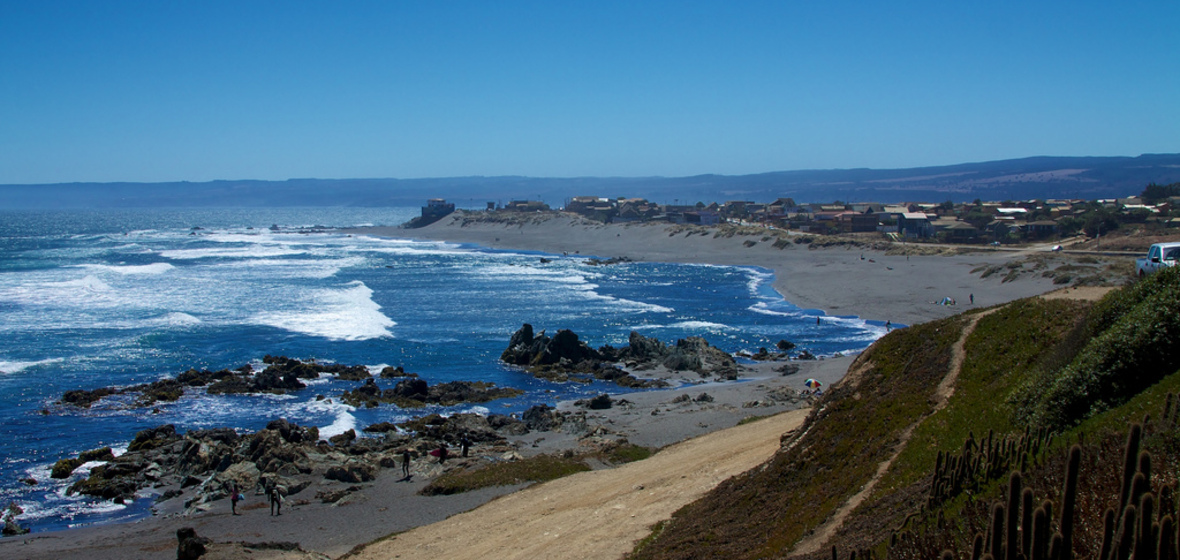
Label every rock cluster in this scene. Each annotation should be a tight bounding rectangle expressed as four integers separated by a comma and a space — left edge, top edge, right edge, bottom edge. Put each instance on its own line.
57, 357, 406, 410
501, 325, 738, 383
51, 403, 608, 515
340, 378, 523, 409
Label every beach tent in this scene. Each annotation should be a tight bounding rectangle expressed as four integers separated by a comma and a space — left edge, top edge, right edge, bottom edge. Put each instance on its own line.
938, 296, 956, 306
804, 378, 821, 389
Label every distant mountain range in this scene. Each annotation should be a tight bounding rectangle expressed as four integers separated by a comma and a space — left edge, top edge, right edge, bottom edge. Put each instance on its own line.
3, 154, 1179, 209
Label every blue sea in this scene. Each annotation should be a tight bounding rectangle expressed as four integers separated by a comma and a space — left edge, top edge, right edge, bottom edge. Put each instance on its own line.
0, 207, 886, 533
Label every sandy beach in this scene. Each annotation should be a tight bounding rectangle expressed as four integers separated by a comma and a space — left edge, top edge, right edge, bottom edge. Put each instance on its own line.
2, 213, 1077, 560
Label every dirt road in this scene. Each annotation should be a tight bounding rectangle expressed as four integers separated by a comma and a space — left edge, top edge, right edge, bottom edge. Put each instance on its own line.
348, 409, 810, 560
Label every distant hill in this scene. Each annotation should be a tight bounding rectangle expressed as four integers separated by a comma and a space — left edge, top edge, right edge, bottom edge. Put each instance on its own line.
3, 154, 1179, 209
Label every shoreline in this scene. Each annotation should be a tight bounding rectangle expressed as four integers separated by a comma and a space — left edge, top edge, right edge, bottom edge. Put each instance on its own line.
4, 214, 1070, 559
347, 212, 1064, 326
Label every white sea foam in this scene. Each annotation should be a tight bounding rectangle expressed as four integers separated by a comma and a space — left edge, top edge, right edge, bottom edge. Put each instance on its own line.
306, 399, 358, 439
210, 256, 364, 279
148, 312, 202, 327
48, 275, 113, 293
631, 320, 732, 332
75, 263, 174, 275
159, 245, 306, 260
251, 281, 395, 341
749, 303, 804, 317
0, 358, 65, 374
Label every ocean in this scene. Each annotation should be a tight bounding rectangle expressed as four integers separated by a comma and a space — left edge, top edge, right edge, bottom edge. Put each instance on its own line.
0, 207, 886, 533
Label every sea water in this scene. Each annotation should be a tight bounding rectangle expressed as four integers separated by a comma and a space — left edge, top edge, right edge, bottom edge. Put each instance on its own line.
0, 207, 886, 533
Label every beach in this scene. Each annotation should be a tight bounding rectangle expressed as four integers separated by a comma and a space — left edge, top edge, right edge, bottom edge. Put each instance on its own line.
2, 213, 1074, 560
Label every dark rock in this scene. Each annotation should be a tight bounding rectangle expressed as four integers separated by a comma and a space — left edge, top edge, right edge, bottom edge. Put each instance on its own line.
776, 339, 797, 352
586, 394, 612, 410
78, 446, 116, 462
186, 427, 240, 445
694, 393, 715, 403
624, 331, 669, 361
59, 387, 118, 408
379, 366, 417, 378
129, 424, 179, 452
392, 378, 428, 399
316, 488, 351, 503
363, 422, 401, 434
487, 414, 529, 435
176, 527, 210, 560
51, 458, 85, 479
324, 461, 376, 483
523, 405, 558, 432
329, 429, 357, 447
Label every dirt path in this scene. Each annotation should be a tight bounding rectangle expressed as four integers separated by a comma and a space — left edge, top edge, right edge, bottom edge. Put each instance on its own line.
346, 409, 810, 560
791, 311, 994, 556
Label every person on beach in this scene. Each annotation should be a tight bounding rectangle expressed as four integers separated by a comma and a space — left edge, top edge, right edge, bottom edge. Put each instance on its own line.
438, 444, 449, 464
402, 449, 412, 477
970, 293, 974, 305
885, 321, 891, 332
229, 482, 241, 515
267, 480, 282, 516
460, 435, 472, 458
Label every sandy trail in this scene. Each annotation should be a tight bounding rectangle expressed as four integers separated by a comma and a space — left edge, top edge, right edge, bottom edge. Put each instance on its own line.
349, 408, 810, 560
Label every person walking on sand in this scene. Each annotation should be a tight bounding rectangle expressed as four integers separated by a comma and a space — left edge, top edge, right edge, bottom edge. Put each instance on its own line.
267, 480, 282, 516
402, 449, 412, 477
970, 293, 974, 305
229, 482, 241, 516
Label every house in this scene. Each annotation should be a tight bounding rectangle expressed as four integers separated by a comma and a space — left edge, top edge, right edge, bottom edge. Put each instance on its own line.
837, 212, 880, 233
1023, 220, 1059, 239
936, 220, 980, 241
685, 210, 721, 225
898, 212, 933, 238
504, 200, 550, 212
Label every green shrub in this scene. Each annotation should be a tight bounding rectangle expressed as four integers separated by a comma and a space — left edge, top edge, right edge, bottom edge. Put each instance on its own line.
1016, 267, 1180, 430
419, 454, 590, 496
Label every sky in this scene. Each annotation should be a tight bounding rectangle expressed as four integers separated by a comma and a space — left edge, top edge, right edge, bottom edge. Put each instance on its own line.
1, 1, 1177, 184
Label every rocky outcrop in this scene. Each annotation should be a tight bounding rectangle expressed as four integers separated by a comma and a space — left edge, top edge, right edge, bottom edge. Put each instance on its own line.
176, 527, 210, 560
55, 357, 401, 410
501, 324, 736, 384
340, 378, 524, 409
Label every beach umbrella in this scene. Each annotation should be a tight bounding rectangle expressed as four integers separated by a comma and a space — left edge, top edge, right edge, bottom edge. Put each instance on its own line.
804, 378, 821, 389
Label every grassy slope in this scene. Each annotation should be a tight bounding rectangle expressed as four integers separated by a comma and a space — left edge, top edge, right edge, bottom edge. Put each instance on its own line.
630, 316, 965, 560
634, 269, 1180, 560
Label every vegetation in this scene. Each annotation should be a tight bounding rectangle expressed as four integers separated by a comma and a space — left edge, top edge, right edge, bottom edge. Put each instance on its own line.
1014, 267, 1180, 430
631, 267, 1180, 560
419, 454, 591, 496
419, 442, 654, 496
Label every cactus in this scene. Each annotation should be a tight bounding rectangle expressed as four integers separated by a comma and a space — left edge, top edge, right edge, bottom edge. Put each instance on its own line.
1022, 487, 1035, 559
1060, 444, 1081, 559
988, 502, 1005, 558
1159, 514, 1175, 560
1137, 493, 1157, 560
1031, 505, 1049, 560
1007, 471, 1022, 560
1121, 424, 1144, 512
1099, 507, 1117, 560
1115, 505, 1138, 560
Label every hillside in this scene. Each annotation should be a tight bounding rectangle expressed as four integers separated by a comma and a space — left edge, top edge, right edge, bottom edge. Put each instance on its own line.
2, 154, 1179, 208
631, 267, 1180, 559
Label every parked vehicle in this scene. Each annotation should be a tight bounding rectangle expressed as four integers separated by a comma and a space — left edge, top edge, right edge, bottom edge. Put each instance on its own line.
1136, 242, 1180, 277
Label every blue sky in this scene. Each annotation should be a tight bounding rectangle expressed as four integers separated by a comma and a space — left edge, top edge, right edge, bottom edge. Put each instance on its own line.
1, 1, 1177, 183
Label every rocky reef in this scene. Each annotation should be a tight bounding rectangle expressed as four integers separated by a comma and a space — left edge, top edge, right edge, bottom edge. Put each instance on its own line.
500, 324, 738, 383
56, 356, 521, 412
340, 378, 524, 408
